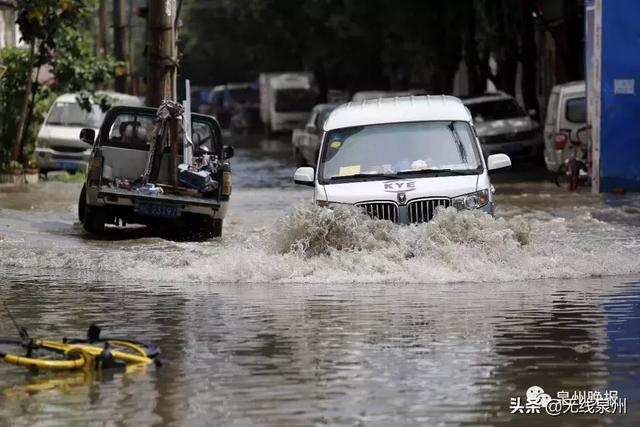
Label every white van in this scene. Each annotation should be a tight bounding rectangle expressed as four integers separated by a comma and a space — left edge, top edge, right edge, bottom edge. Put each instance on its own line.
543, 81, 586, 173
293, 96, 512, 224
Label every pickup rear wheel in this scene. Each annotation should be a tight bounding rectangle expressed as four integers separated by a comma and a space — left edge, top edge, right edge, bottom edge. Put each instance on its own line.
184, 214, 222, 238
210, 219, 223, 237
83, 204, 106, 235
78, 184, 86, 222
198, 217, 222, 238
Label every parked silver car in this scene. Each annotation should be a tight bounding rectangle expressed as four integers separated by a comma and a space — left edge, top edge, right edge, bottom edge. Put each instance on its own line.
463, 92, 543, 161
291, 103, 338, 167
36, 92, 142, 175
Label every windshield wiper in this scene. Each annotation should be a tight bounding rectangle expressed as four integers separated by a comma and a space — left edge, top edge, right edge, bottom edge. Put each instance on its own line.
328, 172, 398, 181
396, 168, 479, 176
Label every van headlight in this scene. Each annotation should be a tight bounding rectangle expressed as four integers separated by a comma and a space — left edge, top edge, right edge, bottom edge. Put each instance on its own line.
452, 189, 489, 210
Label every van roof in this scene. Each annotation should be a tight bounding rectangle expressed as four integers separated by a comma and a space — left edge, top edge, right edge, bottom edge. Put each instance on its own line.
324, 95, 471, 131
55, 92, 142, 105
554, 80, 585, 95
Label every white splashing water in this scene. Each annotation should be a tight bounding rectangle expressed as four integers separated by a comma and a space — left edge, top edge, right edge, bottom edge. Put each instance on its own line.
1, 201, 639, 284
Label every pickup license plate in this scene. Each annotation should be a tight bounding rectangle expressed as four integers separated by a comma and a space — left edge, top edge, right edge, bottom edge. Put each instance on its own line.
137, 203, 178, 218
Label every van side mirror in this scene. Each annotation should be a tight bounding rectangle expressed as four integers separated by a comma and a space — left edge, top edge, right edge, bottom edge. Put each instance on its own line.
79, 128, 95, 145
294, 167, 315, 186
487, 153, 512, 171
223, 145, 234, 160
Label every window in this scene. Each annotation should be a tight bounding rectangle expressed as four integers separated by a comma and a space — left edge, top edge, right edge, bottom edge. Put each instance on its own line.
106, 112, 216, 153
107, 113, 155, 148
46, 102, 105, 128
274, 89, 317, 112
319, 121, 482, 182
565, 97, 586, 123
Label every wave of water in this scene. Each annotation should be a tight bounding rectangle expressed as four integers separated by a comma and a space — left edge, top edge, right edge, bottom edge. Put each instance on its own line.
2, 201, 639, 284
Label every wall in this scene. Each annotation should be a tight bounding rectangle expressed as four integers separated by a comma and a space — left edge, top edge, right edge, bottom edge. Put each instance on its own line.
590, 0, 640, 193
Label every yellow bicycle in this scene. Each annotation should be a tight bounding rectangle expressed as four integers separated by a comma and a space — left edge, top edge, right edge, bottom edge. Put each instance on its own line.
1, 307, 160, 372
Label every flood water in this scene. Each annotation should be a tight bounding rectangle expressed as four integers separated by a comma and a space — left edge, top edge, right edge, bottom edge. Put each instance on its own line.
1, 136, 639, 426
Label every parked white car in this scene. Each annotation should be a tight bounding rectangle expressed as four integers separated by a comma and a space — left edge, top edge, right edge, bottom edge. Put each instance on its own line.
543, 81, 586, 173
293, 95, 512, 224
36, 92, 142, 175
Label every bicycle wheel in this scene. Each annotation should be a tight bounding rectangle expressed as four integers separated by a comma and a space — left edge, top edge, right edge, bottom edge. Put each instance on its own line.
0, 338, 86, 371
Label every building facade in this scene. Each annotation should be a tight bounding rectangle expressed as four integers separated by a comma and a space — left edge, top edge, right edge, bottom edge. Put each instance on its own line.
0, 0, 17, 50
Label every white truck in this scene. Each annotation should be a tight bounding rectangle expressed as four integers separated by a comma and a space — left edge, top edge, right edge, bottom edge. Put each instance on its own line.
259, 72, 317, 134
294, 95, 513, 224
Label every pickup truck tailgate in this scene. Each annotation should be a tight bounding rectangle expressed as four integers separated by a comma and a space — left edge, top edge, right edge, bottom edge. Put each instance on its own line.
98, 187, 220, 208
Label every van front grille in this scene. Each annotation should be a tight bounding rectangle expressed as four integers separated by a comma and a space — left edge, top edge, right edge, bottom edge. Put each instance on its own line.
357, 202, 399, 223
408, 198, 450, 224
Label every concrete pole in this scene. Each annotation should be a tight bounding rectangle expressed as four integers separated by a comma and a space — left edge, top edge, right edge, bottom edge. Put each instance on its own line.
97, 0, 108, 59
113, 0, 129, 93
147, 0, 176, 106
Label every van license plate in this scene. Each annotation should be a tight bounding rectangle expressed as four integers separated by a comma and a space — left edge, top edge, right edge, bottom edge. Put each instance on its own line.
55, 160, 79, 170
137, 203, 178, 218
504, 143, 524, 152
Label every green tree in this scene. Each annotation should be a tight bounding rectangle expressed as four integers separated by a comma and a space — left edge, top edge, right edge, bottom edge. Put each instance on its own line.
11, 0, 120, 162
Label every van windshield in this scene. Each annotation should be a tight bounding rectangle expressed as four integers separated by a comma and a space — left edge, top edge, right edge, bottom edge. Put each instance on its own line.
46, 102, 104, 128
275, 89, 316, 112
319, 121, 482, 182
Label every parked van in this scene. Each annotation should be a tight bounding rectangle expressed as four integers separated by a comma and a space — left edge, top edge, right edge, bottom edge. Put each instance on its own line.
543, 81, 587, 173
36, 92, 142, 175
293, 96, 512, 224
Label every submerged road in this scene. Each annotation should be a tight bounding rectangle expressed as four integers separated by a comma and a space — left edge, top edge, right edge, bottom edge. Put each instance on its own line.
1, 135, 639, 425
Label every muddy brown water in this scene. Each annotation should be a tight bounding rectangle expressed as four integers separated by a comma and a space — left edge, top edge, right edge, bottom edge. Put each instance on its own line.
1, 137, 639, 426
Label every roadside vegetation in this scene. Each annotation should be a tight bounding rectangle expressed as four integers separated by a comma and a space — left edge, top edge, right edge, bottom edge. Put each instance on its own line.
50, 170, 86, 183
0, 0, 121, 171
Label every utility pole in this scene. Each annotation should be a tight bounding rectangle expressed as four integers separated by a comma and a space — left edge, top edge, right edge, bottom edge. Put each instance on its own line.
97, 0, 108, 59
147, 0, 176, 106
113, 0, 129, 93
